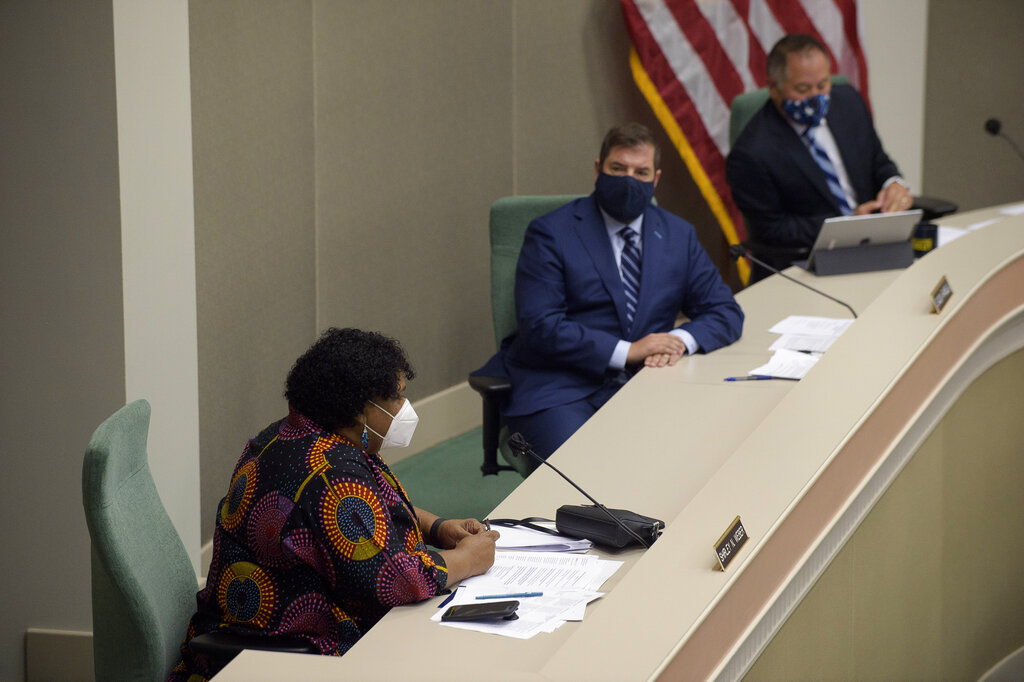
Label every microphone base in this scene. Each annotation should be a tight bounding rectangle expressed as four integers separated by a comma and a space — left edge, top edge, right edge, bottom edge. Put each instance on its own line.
556, 504, 663, 549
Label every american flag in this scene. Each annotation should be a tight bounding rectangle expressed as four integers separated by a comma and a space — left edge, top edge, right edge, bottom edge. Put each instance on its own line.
621, 0, 868, 282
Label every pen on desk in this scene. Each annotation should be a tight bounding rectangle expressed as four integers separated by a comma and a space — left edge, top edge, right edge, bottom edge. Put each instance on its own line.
724, 375, 774, 381
475, 591, 543, 600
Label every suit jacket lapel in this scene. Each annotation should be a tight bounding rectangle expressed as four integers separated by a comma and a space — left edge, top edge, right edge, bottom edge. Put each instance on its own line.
575, 196, 631, 334
827, 88, 870, 203
767, 104, 840, 211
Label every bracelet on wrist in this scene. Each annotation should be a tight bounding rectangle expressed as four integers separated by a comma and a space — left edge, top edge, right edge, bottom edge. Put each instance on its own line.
429, 517, 448, 548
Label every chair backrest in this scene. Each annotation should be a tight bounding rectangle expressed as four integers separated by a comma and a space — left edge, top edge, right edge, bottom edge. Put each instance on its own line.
728, 74, 851, 147
82, 399, 197, 681
487, 195, 583, 347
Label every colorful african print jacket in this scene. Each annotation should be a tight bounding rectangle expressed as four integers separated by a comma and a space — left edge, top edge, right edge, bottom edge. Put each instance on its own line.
168, 411, 448, 680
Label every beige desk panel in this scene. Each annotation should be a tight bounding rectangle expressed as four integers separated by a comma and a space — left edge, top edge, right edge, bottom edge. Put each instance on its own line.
216, 205, 1024, 681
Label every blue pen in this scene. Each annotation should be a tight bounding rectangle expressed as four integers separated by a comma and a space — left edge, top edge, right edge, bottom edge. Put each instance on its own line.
724, 375, 773, 381
475, 591, 543, 600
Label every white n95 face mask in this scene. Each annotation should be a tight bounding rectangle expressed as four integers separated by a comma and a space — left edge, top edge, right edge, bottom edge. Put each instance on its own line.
366, 399, 419, 449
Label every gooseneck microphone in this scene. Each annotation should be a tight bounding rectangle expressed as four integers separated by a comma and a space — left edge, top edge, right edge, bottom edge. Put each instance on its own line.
730, 244, 858, 318
507, 432, 652, 548
985, 118, 1024, 165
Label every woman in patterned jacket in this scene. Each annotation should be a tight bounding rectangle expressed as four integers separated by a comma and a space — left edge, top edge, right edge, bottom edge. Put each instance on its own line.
170, 328, 499, 680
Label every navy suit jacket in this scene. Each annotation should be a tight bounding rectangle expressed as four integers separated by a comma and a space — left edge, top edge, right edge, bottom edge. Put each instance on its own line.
477, 195, 743, 417
726, 84, 900, 255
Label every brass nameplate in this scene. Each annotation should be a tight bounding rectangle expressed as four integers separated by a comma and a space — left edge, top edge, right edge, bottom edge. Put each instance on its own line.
931, 275, 952, 314
714, 516, 748, 571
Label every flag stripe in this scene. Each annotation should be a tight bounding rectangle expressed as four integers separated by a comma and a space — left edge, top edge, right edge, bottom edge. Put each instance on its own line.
667, 0, 748, 111
623, 19, 737, 229
836, 0, 870, 108
626, 48, 751, 283
697, 0, 759, 93
801, 0, 857, 85
633, 0, 733, 158
621, 0, 868, 285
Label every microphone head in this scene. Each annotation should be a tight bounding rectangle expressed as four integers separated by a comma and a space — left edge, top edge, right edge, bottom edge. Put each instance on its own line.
728, 243, 748, 261
985, 118, 1002, 136
508, 432, 528, 452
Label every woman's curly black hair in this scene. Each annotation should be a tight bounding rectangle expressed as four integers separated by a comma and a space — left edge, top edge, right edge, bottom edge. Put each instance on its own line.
284, 328, 415, 433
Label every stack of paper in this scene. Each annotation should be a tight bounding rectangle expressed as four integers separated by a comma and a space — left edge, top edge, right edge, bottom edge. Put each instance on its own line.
431, 550, 622, 639
493, 522, 592, 552
747, 315, 854, 379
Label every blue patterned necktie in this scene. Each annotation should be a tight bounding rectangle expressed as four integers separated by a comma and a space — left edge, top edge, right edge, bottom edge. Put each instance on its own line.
618, 227, 641, 330
802, 127, 854, 215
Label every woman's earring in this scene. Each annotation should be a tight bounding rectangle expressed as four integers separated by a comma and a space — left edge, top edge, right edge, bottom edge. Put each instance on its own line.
361, 424, 369, 450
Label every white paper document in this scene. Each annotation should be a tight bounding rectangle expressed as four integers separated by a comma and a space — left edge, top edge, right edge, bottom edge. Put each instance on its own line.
493, 523, 592, 552
999, 202, 1024, 216
432, 585, 603, 639
965, 217, 1003, 231
937, 225, 968, 246
769, 333, 836, 353
769, 315, 854, 337
466, 551, 620, 592
749, 348, 819, 380
430, 551, 623, 639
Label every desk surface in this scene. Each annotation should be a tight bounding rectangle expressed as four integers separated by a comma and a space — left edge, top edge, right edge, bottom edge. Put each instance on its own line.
216, 203, 1024, 681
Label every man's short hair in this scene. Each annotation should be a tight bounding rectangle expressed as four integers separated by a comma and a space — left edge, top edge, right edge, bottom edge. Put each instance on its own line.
599, 122, 661, 169
766, 34, 830, 87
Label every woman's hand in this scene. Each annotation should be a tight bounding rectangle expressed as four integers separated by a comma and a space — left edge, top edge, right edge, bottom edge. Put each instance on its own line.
435, 517, 488, 549
440, 529, 500, 588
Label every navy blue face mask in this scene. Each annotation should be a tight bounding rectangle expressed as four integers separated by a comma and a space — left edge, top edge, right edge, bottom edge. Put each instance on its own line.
594, 172, 656, 223
781, 93, 830, 128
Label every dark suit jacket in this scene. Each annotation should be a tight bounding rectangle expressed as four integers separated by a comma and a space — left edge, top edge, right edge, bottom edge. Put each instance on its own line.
476, 195, 743, 417
726, 84, 900, 269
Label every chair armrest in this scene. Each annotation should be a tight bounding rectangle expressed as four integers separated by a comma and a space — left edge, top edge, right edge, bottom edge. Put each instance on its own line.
468, 374, 514, 476
912, 195, 958, 222
189, 630, 317, 665
468, 374, 511, 398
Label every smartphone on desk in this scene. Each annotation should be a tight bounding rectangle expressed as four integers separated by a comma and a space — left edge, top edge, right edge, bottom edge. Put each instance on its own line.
441, 600, 519, 622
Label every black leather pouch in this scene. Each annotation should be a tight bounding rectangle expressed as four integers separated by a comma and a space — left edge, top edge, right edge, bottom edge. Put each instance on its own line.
555, 504, 664, 549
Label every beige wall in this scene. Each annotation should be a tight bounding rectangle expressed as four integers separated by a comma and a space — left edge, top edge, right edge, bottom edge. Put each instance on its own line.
861, 0, 929, 192
189, 1, 317, 527
746, 348, 1024, 680
0, 2, 126, 681
923, 0, 1024, 208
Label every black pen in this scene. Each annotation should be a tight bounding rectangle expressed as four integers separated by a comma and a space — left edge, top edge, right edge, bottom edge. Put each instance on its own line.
723, 375, 799, 381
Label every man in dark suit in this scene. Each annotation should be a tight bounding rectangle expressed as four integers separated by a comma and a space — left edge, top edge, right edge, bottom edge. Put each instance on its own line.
726, 34, 913, 281
478, 123, 744, 459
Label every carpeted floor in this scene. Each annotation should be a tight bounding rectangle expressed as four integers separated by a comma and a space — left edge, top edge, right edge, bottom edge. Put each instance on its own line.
390, 426, 523, 521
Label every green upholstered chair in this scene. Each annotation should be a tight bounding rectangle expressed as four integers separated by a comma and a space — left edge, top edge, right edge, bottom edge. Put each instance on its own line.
728, 75, 956, 275
82, 399, 312, 680
470, 195, 583, 476
83, 399, 198, 681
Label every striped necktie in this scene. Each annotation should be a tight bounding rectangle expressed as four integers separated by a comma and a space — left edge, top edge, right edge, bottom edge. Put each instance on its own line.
802, 127, 854, 215
618, 226, 641, 330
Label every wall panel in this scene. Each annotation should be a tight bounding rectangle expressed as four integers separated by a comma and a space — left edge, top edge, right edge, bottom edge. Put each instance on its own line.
190, 0, 316, 530
923, 0, 1024, 208
0, 3, 125, 680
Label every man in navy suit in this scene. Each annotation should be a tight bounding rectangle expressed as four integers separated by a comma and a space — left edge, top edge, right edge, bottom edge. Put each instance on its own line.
726, 34, 914, 281
480, 123, 743, 459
